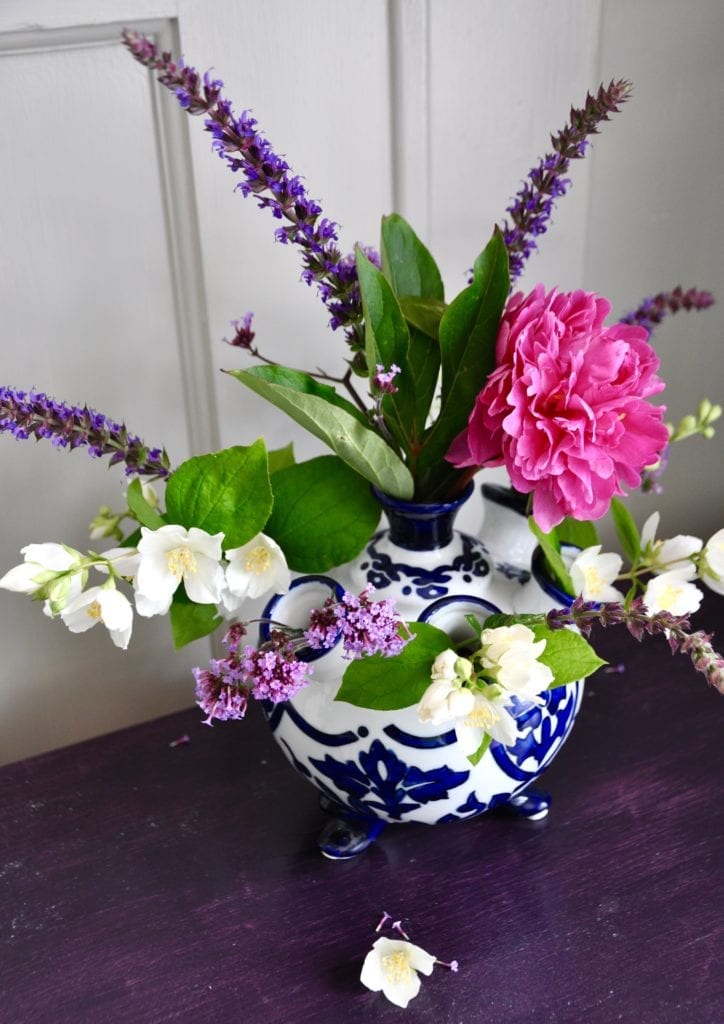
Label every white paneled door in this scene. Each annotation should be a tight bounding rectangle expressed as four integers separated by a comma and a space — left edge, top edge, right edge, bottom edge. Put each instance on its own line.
1, 0, 721, 762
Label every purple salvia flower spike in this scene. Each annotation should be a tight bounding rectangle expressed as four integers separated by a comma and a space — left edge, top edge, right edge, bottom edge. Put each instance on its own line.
619, 286, 715, 338
0, 386, 170, 478
496, 80, 633, 283
122, 30, 367, 353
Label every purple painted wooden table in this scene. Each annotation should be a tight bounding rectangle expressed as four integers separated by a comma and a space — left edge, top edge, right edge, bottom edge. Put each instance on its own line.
2, 595, 723, 1024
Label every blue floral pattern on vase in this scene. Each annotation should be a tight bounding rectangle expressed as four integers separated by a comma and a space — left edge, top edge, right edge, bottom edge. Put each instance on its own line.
359, 531, 490, 600
309, 739, 470, 820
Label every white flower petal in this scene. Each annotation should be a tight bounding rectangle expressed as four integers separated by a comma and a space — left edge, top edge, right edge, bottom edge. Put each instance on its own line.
20, 542, 80, 572
643, 571, 703, 616
224, 533, 290, 601
640, 512, 660, 548
569, 545, 623, 603
0, 563, 43, 594
360, 938, 434, 1009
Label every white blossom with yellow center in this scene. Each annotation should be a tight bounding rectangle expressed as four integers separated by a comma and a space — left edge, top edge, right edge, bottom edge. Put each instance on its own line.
360, 937, 436, 1008
221, 532, 291, 614
134, 524, 224, 617
456, 691, 519, 755
569, 544, 623, 603
643, 569, 703, 616
60, 584, 133, 649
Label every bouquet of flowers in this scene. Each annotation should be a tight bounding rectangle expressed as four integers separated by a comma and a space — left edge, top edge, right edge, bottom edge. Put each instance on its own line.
1, 30, 722, 769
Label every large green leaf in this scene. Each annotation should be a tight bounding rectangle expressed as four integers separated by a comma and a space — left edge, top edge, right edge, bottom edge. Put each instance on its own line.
335, 621, 450, 710
267, 442, 295, 475
169, 586, 222, 649
417, 229, 509, 476
556, 517, 599, 550
380, 215, 445, 442
264, 456, 380, 572
531, 622, 607, 686
226, 364, 367, 425
165, 440, 272, 549
231, 366, 414, 499
380, 213, 444, 301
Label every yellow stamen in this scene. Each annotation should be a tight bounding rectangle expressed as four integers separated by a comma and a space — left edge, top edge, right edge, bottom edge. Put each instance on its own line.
583, 566, 606, 597
86, 600, 103, 621
167, 546, 197, 579
244, 546, 271, 575
465, 704, 498, 730
382, 950, 413, 984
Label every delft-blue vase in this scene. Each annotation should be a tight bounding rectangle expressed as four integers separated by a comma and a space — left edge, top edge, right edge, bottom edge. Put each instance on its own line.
261, 483, 582, 858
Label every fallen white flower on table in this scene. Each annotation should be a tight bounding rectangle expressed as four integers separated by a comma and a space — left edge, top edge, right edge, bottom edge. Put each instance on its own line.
360, 936, 436, 1008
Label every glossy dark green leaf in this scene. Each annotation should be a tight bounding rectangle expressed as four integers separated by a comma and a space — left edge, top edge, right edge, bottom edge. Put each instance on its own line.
398, 296, 446, 341
264, 456, 380, 572
556, 517, 599, 550
528, 518, 574, 595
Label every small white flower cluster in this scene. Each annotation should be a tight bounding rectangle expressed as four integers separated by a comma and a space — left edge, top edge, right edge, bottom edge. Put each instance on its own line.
0, 523, 290, 651
418, 624, 553, 756
570, 513, 724, 616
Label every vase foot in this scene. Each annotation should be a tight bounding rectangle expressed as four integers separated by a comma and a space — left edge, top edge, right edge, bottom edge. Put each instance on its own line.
495, 788, 551, 821
317, 796, 386, 859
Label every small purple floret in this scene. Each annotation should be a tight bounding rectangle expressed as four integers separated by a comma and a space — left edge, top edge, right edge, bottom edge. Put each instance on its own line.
241, 643, 311, 703
619, 286, 715, 337
306, 584, 410, 660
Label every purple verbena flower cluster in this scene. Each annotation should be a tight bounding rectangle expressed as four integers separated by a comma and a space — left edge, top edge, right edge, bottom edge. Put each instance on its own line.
241, 636, 311, 703
371, 364, 401, 396
0, 386, 170, 478
546, 597, 724, 694
305, 584, 411, 659
193, 657, 249, 725
498, 80, 632, 283
122, 30, 370, 353
619, 286, 715, 337
193, 622, 311, 723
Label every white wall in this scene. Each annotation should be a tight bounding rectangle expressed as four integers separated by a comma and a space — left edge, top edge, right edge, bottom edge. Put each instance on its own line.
0, 0, 721, 763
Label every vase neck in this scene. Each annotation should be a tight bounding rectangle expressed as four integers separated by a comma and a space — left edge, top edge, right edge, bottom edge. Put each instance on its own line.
372, 483, 474, 551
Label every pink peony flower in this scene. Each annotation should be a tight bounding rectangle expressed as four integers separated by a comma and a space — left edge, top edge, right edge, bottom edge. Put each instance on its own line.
447, 285, 669, 532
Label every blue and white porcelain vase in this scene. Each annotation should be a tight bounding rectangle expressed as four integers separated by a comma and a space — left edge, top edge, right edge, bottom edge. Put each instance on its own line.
261, 483, 582, 858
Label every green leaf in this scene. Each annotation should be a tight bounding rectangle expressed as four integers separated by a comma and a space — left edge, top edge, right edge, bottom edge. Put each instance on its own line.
417, 228, 509, 474
378, 215, 445, 444
268, 442, 295, 475
610, 497, 641, 562
380, 213, 445, 301
232, 366, 414, 499
265, 456, 380, 572
227, 364, 368, 425
165, 441, 272, 549
335, 621, 450, 710
398, 296, 446, 341
169, 586, 222, 649
126, 478, 165, 530
530, 622, 607, 686
355, 247, 415, 453
467, 733, 492, 766
556, 517, 599, 550
528, 518, 574, 595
